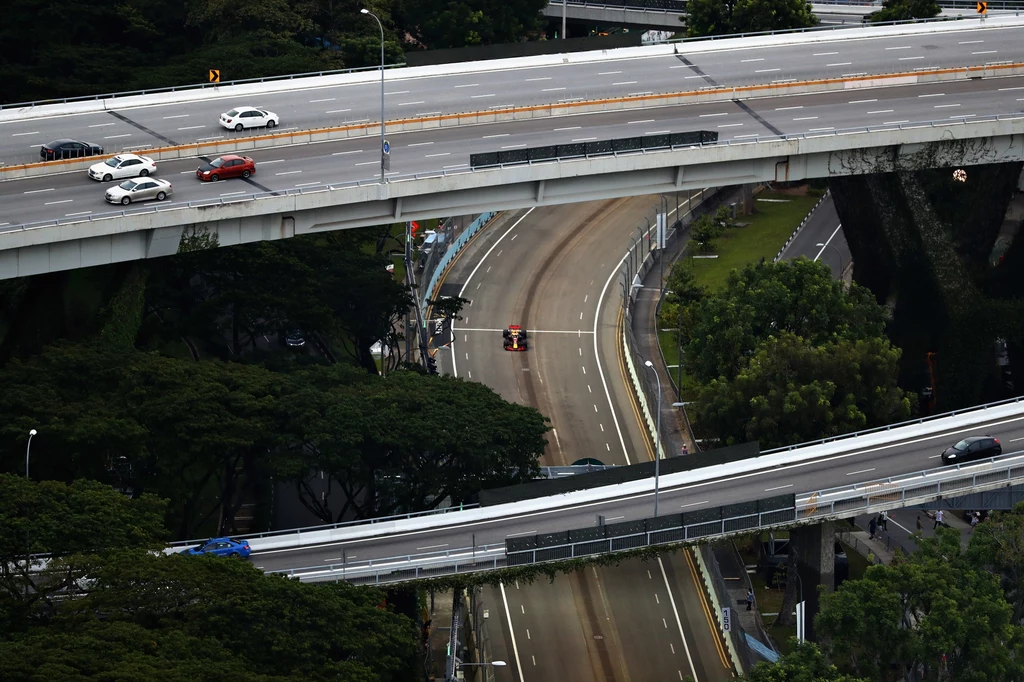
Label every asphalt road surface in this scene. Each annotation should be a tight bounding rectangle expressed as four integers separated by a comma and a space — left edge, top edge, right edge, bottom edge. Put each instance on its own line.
4, 74, 1024, 229
777, 191, 851, 277
1, 20, 1019, 165
428, 200, 731, 682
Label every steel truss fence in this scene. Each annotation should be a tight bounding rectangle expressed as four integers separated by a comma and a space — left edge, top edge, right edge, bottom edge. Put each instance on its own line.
469, 131, 718, 168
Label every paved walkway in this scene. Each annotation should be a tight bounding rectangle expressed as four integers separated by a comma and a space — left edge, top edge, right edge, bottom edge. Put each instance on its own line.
629, 186, 746, 457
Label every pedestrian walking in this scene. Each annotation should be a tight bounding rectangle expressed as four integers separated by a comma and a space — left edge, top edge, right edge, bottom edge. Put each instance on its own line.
934, 509, 944, 529
970, 512, 980, 532
681, 443, 689, 456
746, 588, 754, 611
879, 511, 889, 532
916, 515, 923, 533
869, 516, 878, 540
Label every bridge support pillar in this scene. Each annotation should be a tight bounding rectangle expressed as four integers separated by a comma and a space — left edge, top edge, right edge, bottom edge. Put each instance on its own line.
791, 520, 834, 643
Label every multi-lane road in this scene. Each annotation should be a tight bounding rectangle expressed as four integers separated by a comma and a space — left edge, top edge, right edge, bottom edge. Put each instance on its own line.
432, 198, 730, 682
3, 74, 1024, 229
1, 18, 1020, 165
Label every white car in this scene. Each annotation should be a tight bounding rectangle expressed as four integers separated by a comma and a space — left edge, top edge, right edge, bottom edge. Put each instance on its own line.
88, 154, 157, 182
104, 178, 173, 205
219, 106, 280, 132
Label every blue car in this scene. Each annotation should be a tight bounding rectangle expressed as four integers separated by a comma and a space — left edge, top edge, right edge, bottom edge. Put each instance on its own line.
179, 537, 252, 559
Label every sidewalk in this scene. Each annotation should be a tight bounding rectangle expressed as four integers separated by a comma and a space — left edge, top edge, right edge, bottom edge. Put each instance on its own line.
629, 186, 747, 456
841, 507, 976, 567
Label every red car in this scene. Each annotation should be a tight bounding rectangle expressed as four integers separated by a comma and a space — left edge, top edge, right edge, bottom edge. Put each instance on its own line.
503, 325, 528, 351
196, 155, 256, 182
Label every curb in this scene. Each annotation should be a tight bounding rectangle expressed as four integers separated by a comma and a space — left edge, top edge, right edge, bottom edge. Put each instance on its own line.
773, 188, 832, 263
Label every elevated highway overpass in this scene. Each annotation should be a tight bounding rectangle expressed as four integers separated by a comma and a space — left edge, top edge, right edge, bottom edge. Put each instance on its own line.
1, 16, 1024, 280
176, 398, 1024, 583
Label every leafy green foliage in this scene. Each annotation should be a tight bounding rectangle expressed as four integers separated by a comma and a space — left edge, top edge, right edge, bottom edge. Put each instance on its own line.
964, 502, 1024, 625
817, 528, 1024, 682
0, 551, 418, 681
689, 213, 726, 253
396, 0, 548, 49
675, 259, 912, 448
868, 0, 941, 22
741, 641, 866, 682
684, 0, 818, 38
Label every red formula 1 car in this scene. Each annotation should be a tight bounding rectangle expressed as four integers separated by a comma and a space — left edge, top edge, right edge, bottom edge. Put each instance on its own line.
503, 325, 528, 351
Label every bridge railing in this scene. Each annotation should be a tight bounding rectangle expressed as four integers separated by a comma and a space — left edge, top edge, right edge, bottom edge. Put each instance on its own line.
4, 111, 1023, 237
269, 452, 1024, 585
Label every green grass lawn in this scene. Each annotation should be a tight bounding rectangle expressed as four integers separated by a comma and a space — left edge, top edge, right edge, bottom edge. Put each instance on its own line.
687, 190, 823, 292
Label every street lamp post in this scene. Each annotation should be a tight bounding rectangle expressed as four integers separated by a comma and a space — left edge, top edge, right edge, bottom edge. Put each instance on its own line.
457, 660, 507, 682
25, 429, 36, 479
643, 360, 662, 517
361, 8, 387, 182
815, 241, 843, 277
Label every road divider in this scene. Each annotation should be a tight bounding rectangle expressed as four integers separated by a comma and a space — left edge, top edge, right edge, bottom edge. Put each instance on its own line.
3, 60, 1023, 183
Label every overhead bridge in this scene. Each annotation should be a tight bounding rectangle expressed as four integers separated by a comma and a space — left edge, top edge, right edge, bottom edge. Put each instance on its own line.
171, 398, 1024, 584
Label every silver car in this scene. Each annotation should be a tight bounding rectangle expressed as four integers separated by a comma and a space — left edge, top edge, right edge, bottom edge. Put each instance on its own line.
104, 178, 173, 205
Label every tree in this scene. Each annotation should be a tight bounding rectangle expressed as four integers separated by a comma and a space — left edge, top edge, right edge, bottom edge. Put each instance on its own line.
741, 641, 866, 682
680, 259, 889, 384
868, 0, 941, 23
429, 295, 471, 322
693, 332, 912, 448
817, 528, 1024, 682
397, 0, 548, 49
0, 550, 419, 681
964, 502, 1024, 624
0, 475, 167, 628
688, 213, 724, 253
278, 365, 548, 521
685, 0, 818, 38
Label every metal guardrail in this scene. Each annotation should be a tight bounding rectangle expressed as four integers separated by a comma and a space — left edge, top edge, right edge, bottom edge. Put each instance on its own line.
4, 111, 1022, 237
0, 14, 995, 112
267, 452, 1024, 585
165, 502, 479, 548
469, 130, 719, 168
762, 394, 1024, 455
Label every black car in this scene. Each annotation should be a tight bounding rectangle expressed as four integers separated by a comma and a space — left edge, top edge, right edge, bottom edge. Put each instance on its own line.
40, 138, 104, 161
284, 330, 306, 348
940, 436, 1001, 465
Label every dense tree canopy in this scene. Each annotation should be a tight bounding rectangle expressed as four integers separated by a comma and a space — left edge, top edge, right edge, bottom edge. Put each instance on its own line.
669, 260, 912, 448
868, 0, 941, 23
684, 0, 818, 38
0, 0, 549, 103
741, 642, 865, 682
817, 528, 1024, 682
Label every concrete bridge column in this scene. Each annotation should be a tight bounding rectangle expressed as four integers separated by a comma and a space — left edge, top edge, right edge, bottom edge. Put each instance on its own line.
791, 520, 835, 643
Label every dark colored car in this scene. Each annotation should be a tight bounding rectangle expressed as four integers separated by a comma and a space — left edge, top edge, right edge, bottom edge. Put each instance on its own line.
40, 138, 104, 161
179, 537, 252, 558
503, 325, 528, 351
940, 436, 1001, 465
284, 330, 306, 348
196, 155, 256, 182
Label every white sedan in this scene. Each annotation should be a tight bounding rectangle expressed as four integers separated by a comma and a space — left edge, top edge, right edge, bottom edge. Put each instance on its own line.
219, 106, 280, 132
104, 178, 173, 205
87, 154, 157, 182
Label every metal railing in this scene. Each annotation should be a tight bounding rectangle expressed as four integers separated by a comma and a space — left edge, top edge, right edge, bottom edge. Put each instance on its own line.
165, 501, 479, 548
265, 452, 1024, 585
762, 395, 1024, 455
4, 111, 1022, 236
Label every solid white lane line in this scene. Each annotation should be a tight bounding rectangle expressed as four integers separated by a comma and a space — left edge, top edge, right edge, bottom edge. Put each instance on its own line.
23, 188, 54, 194
849, 99, 877, 104
776, 106, 803, 110
645, 130, 672, 135
501, 144, 527, 149
276, 170, 302, 175
310, 97, 335, 102
554, 126, 582, 131
998, 86, 1024, 91
385, 90, 409, 95
959, 40, 984, 44
326, 108, 351, 114
934, 103, 961, 108
483, 133, 509, 138
88, 123, 115, 127
595, 235, 634, 465
332, 150, 363, 155
398, 101, 426, 106
793, 116, 818, 121
813, 51, 839, 56
899, 56, 924, 60
572, 137, 597, 142
918, 93, 945, 98
598, 71, 622, 75
12, 131, 39, 136
755, 68, 781, 73
660, 557, 700, 682
813, 224, 843, 263
885, 45, 912, 50
542, 87, 566, 91
425, 152, 450, 157
261, 159, 286, 165
867, 110, 894, 114
498, 584, 524, 682
846, 468, 876, 476
718, 123, 744, 128
741, 58, 765, 62
766, 484, 794, 491
613, 81, 638, 85
525, 77, 551, 81
355, 160, 377, 166
162, 114, 189, 119
407, 141, 434, 147
44, 199, 73, 205
471, 93, 496, 98
628, 119, 656, 125
681, 500, 709, 508
827, 62, 852, 67
972, 50, 998, 55
454, 83, 479, 88
65, 211, 92, 217
178, 125, 205, 130
451, 208, 536, 379
104, 134, 131, 139
699, 112, 728, 117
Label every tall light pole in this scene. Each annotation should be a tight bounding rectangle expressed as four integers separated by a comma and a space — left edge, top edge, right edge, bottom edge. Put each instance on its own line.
562, 0, 567, 40
361, 8, 387, 182
643, 360, 661, 517
25, 429, 36, 479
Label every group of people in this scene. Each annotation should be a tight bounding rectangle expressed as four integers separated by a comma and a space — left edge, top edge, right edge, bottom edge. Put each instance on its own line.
867, 510, 889, 540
